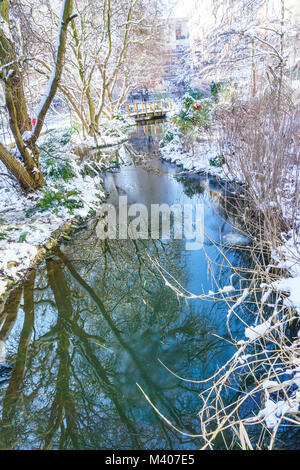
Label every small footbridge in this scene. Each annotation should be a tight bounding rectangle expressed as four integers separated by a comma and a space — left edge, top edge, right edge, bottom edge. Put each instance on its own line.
126, 100, 172, 121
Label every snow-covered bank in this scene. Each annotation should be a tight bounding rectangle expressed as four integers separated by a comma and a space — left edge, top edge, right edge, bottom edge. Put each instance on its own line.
160, 132, 224, 175
0, 114, 136, 302
0, 166, 104, 302
159, 119, 239, 182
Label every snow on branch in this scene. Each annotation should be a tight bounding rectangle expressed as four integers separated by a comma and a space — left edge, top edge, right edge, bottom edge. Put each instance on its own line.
25, 0, 75, 146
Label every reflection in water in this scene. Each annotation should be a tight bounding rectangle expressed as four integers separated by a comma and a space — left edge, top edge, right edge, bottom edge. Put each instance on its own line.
136, 119, 165, 138
0, 129, 254, 450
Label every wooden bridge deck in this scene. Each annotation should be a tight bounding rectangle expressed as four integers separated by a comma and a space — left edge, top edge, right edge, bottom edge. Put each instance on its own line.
126, 100, 172, 120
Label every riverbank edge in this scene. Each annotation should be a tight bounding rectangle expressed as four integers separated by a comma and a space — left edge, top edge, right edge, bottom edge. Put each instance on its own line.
160, 137, 299, 314
0, 115, 138, 309
160, 132, 300, 435
0, 205, 103, 314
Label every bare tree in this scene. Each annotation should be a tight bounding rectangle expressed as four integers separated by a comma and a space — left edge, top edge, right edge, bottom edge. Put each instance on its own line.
24, 0, 165, 138
191, 0, 296, 97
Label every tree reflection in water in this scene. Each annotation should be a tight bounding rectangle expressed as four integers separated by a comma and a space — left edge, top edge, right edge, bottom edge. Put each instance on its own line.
0, 172, 252, 450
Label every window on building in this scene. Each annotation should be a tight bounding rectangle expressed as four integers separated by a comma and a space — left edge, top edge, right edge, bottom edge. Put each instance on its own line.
176, 23, 182, 40
176, 23, 189, 40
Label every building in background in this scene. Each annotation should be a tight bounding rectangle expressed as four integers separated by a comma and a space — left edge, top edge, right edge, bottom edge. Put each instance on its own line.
163, 17, 191, 95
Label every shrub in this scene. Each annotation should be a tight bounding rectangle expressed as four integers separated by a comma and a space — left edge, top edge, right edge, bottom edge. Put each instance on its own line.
159, 130, 175, 148
209, 154, 226, 167
185, 88, 204, 100
216, 80, 299, 241
26, 184, 83, 217
43, 157, 76, 182
39, 132, 78, 182
171, 93, 212, 135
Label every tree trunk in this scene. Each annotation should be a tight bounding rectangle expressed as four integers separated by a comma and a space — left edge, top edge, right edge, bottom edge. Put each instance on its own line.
0, 143, 39, 190
0, 0, 74, 190
0, 31, 32, 134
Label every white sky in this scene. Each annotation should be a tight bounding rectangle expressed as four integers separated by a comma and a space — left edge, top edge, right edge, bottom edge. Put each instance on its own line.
163, 0, 195, 18
174, 0, 194, 16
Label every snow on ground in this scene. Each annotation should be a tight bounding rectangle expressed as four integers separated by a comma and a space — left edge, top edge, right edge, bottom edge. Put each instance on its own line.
159, 120, 300, 433
0, 168, 104, 298
0, 114, 135, 301
159, 121, 244, 183
271, 233, 300, 314
160, 131, 226, 177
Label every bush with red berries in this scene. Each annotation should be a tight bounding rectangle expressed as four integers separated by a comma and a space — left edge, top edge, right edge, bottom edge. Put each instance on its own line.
171, 93, 212, 134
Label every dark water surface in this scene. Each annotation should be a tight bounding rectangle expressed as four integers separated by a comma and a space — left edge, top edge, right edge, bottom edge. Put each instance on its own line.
0, 124, 252, 449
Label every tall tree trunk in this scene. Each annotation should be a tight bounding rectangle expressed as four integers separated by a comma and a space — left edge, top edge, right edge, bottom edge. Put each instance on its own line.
27, 0, 75, 146
0, 31, 32, 134
0, 142, 39, 189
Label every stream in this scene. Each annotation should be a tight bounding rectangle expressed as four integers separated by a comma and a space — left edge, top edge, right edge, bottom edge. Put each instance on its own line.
0, 121, 254, 450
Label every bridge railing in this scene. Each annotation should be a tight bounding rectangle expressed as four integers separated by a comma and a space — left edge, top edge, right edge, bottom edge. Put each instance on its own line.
126, 100, 172, 118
